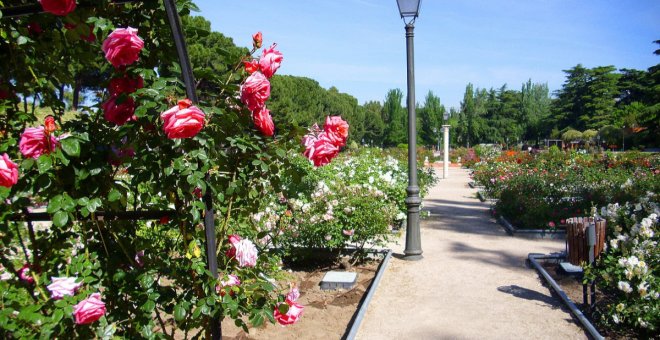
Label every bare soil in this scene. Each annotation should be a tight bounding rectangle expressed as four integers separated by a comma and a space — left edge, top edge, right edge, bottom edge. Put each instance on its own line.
220, 260, 379, 340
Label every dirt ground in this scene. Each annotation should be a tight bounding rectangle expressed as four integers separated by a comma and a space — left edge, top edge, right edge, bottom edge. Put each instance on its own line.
220, 261, 379, 340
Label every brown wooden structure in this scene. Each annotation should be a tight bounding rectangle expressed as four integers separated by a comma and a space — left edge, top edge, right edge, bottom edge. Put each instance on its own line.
566, 217, 606, 266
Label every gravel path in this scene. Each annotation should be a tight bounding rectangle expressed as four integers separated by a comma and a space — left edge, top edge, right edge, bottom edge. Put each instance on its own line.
356, 167, 587, 339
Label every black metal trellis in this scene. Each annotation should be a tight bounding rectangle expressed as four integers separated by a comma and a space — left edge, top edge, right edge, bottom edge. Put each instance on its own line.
2, 1, 221, 338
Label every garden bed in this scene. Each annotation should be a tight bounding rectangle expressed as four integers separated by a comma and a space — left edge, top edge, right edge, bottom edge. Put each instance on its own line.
220, 250, 390, 339
531, 255, 640, 340
497, 215, 566, 239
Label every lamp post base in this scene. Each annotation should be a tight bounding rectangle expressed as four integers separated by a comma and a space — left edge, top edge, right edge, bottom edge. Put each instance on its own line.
403, 253, 423, 261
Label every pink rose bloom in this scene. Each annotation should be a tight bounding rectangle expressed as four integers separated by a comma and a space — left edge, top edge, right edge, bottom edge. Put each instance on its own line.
19, 126, 59, 159
160, 99, 206, 139
18, 264, 34, 283
102, 95, 135, 126
72, 293, 106, 325
47, 277, 82, 299
342, 229, 354, 236
253, 107, 275, 136
234, 239, 258, 267
286, 287, 300, 302
102, 27, 144, 68
109, 74, 144, 96
548, 221, 556, 228
274, 300, 304, 326
240, 72, 271, 112
217, 274, 241, 296
252, 31, 263, 49
323, 116, 349, 147
0, 153, 19, 188
39, 0, 76, 16
244, 60, 259, 74
303, 133, 339, 167
259, 43, 283, 79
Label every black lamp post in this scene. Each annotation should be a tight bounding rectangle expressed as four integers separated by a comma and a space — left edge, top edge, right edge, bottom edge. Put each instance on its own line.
396, 0, 422, 261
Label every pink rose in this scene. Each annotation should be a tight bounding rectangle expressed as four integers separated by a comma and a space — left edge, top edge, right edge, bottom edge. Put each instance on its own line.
342, 229, 354, 236
240, 72, 271, 112
47, 277, 82, 299
102, 27, 144, 68
0, 153, 19, 188
102, 95, 135, 126
72, 293, 106, 325
108, 74, 144, 96
18, 264, 34, 283
160, 99, 206, 139
259, 43, 283, 79
217, 274, 241, 296
234, 239, 258, 267
548, 221, 556, 228
286, 287, 300, 302
252, 32, 263, 49
323, 116, 349, 147
44, 116, 58, 134
253, 107, 275, 136
274, 300, 304, 326
39, 0, 76, 16
302, 133, 339, 167
19, 126, 59, 159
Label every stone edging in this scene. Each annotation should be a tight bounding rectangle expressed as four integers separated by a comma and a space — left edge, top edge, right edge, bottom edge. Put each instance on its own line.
344, 249, 392, 340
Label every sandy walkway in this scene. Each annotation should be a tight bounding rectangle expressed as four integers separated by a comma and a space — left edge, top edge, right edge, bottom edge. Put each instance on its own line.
356, 168, 587, 339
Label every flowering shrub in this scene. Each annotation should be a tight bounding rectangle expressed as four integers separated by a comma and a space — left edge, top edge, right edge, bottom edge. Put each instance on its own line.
472, 151, 659, 229
0, 2, 319, 338
584, 197, 659, 337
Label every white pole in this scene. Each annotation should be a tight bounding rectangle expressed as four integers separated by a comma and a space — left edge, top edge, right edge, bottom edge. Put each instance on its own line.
443, 125, 450, 179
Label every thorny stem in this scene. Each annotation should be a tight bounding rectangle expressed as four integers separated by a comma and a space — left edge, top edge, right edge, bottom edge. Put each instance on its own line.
13, 223, 31, 264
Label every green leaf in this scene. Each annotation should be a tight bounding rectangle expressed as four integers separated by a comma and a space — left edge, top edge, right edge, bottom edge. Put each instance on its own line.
37, 156, 52, 173
277, 303, 289, 315
17, 35, 27, 45
141, 300, 156, 313
173, 304, 186, 321
53, 211, 68, 227
48, 195, 63, 213
108, 189, 121, 202
61, 194, 76, 212
60, 138, 80, 157
50, 309, 63, 323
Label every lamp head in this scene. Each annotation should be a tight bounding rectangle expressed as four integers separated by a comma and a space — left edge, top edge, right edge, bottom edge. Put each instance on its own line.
396, 0, 421, 24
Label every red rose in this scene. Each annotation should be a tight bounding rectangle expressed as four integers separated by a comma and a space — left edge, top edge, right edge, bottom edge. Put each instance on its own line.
253, 107, 275, 136
102, 95, 136, 126
44, 116, 58, 134
160, 99, 205, 139
39, 0, 76, 16
240, 72, 270, 112
243, 60, 259, 74
274, 299, 304, 326
27, 22, 43, 36
108, 74, 144, 96
102, 27, 144, 68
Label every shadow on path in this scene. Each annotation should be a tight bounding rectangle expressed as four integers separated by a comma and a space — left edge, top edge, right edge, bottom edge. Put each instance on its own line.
497, 285, 562, 309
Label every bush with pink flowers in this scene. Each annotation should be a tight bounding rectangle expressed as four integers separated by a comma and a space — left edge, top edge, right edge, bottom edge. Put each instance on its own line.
0, 2, 328, 338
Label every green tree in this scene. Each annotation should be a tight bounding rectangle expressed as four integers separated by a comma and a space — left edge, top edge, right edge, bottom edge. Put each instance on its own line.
382, 89, 406, 146
418, 91, 445, 149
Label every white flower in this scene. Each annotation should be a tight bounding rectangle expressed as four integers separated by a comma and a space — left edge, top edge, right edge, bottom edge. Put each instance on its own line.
638, 318, 648, 328
368, 176, 374, 184
638, 282, 649, 297
616, 303, 625, 312
618, 281, 633, 293
609, 239, 619, 249
612, 314, 620, 324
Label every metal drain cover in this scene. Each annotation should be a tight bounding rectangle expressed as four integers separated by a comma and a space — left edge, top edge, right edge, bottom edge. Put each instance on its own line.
320, 271, 358, 290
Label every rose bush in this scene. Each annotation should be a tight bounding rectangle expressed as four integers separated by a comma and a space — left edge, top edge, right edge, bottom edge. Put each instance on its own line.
0, 2, 321, 338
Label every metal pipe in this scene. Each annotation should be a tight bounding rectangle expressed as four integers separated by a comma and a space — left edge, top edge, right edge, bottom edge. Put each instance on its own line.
162, 1, 218, 338
10, 210, 176, 222
442, 125, 450, 179
527, 253, 604, 340
403, 23, 422, 261
0, 0, 143, 18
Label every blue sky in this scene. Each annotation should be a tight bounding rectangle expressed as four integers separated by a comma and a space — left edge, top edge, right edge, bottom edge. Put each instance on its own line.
194, 0, 660, 110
